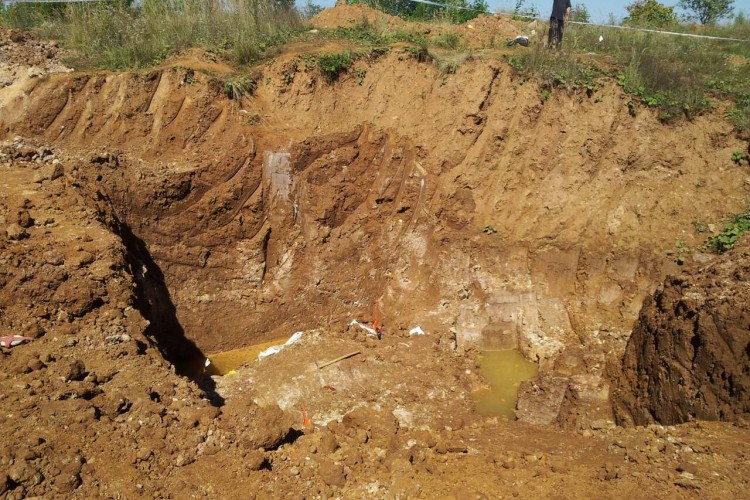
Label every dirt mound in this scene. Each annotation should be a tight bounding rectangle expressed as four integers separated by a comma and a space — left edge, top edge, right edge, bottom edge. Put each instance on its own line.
309, 4, 408, 30
457, 13, 522, 46
611, 236, 750, 426
0, 27, 71, 72
0, 138, 229, 497
309, 7, 522, 47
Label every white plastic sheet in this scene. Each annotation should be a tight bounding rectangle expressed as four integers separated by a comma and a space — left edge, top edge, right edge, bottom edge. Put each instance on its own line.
349, 320, 378, 337
258, 331, 304, 360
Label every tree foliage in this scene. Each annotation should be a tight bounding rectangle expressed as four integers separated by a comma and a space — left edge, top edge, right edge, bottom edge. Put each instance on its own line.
570, 4, 590, 22
678, 0, 735, 24
299, 0, 324, 20
512, 0, 539, 20
351, 0, 487, 23
624, 0, 678, 27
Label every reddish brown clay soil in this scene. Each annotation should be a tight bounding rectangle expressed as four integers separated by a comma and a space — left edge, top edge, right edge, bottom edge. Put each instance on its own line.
2, 12, 750, 497
612, 236, 750, 426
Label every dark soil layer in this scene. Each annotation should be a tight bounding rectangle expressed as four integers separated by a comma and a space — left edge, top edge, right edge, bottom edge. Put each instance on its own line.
612, 237, 750, 425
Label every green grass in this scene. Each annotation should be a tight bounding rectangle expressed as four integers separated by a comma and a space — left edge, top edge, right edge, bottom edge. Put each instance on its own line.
318, 20, 428, 48
1, 0, 301, 69
503, 22, 750, 129
224, 75, 257, 101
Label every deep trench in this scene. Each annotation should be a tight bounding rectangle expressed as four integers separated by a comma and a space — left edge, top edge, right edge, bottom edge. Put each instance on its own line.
109, 214, 224, 405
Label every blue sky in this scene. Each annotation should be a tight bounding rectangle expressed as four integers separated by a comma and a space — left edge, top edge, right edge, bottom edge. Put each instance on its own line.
521, 0, 750, 22
305, 0, 750, 23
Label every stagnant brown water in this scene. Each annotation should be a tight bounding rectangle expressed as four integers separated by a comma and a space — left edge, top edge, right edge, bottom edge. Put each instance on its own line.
472, 350, 538, 419
188, 338, 288, 377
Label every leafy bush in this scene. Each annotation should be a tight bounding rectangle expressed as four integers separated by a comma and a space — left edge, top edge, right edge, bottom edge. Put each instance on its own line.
732, 150, 747, 165
403, 43, 431, 62
704, 207, 750, 253
624, 0, 678, 28
317, 51, 353, 82
570, 4, 590, 23
679, 0, 735, 25
350, 0, 487, 23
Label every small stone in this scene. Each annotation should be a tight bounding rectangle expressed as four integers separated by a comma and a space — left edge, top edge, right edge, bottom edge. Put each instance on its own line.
501, 458, 516, 470
49, 163, 64, 181
14, 145, 36, 159
674, 479, 701, 490
174, 454, 194, 467
677, 462, 698, 475
6, 223, 28, 241
590, 419, 615, 430
600, 462, 619, 481
44, 252, 65, 266
436, 441, 468, 454
64, 360, 86, 382
319, 460, 346, 488
73, 252, 95, 268
27, 359, 46, 372
53, 473, 81, 493
319, 432, 339, 454
24, 324, 45, 339
136, 448, 152, 462
245, 450, 266, 471
17, 211, 34, 229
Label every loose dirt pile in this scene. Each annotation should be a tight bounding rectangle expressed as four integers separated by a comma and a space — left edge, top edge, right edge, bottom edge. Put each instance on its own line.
309, 6, 521, 47
0, 28, 70, 70
2, 13, 750, 497
309, 3, 408, 30
612, 236, 750, 426
0, 139, 220, 498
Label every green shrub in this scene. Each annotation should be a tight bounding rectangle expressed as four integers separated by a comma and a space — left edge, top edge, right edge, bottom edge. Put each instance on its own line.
704, 207, 750, 253
403, 43, 431, 62
224, 76, 257, 101
317, 51, 353, 82
624, 0, 679, 28
352, 0, 487, 23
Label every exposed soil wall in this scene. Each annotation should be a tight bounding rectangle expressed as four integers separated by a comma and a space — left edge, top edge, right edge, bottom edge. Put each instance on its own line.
611, 236, 750, 426
3, 19, 750, 499
2, 47, 749, 423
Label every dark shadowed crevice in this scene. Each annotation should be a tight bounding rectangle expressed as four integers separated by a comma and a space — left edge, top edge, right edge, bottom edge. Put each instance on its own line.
109, 214, 225, 406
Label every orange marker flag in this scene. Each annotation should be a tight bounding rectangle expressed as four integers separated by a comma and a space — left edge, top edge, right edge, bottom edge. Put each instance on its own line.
373, 301, 380, 333
301, 405, 311, 428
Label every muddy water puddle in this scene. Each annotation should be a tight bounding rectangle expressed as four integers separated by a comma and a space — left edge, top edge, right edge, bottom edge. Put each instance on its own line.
189, 338, 287, 377
472, 350, 538, 419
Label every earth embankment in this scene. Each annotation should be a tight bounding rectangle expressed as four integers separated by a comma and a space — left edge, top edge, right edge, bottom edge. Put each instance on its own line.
612, 236, 750, 426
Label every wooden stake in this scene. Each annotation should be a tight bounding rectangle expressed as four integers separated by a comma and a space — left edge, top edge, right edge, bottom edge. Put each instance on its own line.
315, 350, 361, 370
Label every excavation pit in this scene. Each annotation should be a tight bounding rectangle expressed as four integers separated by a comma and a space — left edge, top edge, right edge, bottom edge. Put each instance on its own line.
472, 349, 538, 418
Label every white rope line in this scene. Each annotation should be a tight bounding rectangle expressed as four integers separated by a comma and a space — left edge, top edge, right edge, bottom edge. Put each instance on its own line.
567, 19, 750, 42
405, 0, 750, 43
